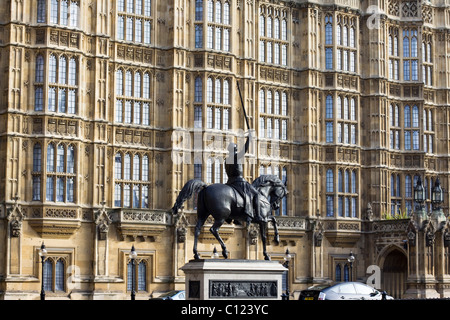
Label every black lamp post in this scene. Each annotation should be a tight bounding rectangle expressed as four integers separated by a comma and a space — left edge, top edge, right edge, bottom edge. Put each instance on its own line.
347, 251, 355, 282
129, 245, 137, 300
282, 249, 291, 300
414, 176, 425, 209
39, 242, 47, 300
432, 177, 444, 210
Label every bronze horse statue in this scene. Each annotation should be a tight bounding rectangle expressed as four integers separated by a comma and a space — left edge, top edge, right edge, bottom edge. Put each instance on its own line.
171, 175, 288, 261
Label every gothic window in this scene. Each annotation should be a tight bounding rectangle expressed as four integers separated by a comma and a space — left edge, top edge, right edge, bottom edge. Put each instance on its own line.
114, 152, 151, 208
205, 76, 231, 131
259, 5, 288, 66
335, 96, 358, 145
202, 0, 231, 51
325, 14, 333, 69
388, 26, 400, 80
48, 0, 79, 27
35, 53, 79, 114
404, 105, 420, 150
33, 144, 42, 201
422, 34, 433, 86
326, 168, 358, 218
196, 0, 203, 21
389, 103, 400, 150
127, 258, 148, 292
117, 0, 152, 44
335, 264, 342, 282
326, 169, 334, 217
423, 108, 434, 154
34, 55, 44, 111
42, 257, 66, 293
46, 143, 77, 203
390, 173, 401, 217
403, 28, 418, 81
259, 88, 288, 140
336, 15, 357, 72
115, 68, 152, 126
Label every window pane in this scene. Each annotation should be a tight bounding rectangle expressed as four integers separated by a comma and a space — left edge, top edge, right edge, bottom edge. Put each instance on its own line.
55, 260, 65, 291
43, 260, 53, 291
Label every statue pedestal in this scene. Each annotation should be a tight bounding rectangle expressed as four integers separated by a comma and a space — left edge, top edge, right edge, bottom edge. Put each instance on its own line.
181, 259, 286, 300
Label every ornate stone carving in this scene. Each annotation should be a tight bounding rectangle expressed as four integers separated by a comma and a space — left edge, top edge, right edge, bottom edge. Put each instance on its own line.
7, 197, 24, 237
209, 280, 277, 298
95, 204, 112, 240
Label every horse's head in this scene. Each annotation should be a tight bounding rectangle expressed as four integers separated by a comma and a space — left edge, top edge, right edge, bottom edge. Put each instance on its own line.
252, 175, 288, 210
269, 182, 288, 210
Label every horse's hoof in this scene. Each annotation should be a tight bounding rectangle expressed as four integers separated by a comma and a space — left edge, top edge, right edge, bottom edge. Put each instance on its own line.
264, 254, 271, 261
222, 250, 229, 259
194, 253, 200, 260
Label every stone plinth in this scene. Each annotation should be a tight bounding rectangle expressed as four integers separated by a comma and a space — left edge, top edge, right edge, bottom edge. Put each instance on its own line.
181, 259, 286, 300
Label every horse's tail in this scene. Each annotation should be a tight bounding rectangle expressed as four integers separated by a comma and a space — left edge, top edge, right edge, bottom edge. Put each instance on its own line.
171, 179, 208, 215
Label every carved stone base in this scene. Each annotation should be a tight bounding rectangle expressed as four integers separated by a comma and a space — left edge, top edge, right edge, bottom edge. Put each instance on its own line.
181, 259, 286, 300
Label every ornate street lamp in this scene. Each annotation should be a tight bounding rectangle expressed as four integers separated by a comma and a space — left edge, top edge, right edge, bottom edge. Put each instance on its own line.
39, 243, 47, 300
282, 249, 291, 300
347, 251, 355, 282
414, 176, 425, 208
432, 177, 444, 210
129, 245, 137, 300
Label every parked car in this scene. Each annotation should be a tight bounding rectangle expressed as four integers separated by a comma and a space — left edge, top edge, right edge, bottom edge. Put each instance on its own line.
150, 290, 186, 300
299, 282, 394, 300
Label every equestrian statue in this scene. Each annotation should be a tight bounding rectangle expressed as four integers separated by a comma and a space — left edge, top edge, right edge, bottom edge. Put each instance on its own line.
171, 83, 288, 261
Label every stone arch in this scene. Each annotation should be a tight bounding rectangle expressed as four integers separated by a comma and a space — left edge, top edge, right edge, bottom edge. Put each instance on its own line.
378, 245, 407, 299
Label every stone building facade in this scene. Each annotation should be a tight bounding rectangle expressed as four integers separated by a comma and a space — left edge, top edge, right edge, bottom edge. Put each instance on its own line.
0, 0, 450, 299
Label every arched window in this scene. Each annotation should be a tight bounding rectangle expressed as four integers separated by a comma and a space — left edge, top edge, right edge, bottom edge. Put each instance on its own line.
344, 264, 349, 282
325, 15, 333, 45
43, 260, 53, 291
115, 153, 122, 179
259, 15, 265, 37
326, 95, 333, 119
351, 171, 356, 193
67, 145, 75, 173
133, 155, 140, 180
37, 0, 46, 23
326, 169, 334, 193
116, 69, 124, 95
124, 154, 131, 180
194, 77, 202, 102
223, 79, 230, 105
142, 156, 149, 181
49, 54, 57, 83
138, 261, 147, 291
412, 105, 419, 127
35, 55, 44, 82
55, 259, 65, 291
56, 144, 65, 173
47, 144, 55, 172
404, 106, 411, 127
59, 56, 67, 84
33, 144, 42, 172
134, 72, 141, 97
125, 71, 132, 96
207, 78, 213, 103
259, 89, 265, 113
214, 79, 221, 104
335, 264, 342, 282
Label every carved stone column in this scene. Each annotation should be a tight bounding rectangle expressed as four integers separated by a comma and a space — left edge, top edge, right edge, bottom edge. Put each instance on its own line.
94, 206, 112, 277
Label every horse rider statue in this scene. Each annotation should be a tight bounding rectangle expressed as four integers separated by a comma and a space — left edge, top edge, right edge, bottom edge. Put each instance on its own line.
225, 132, 264, 223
